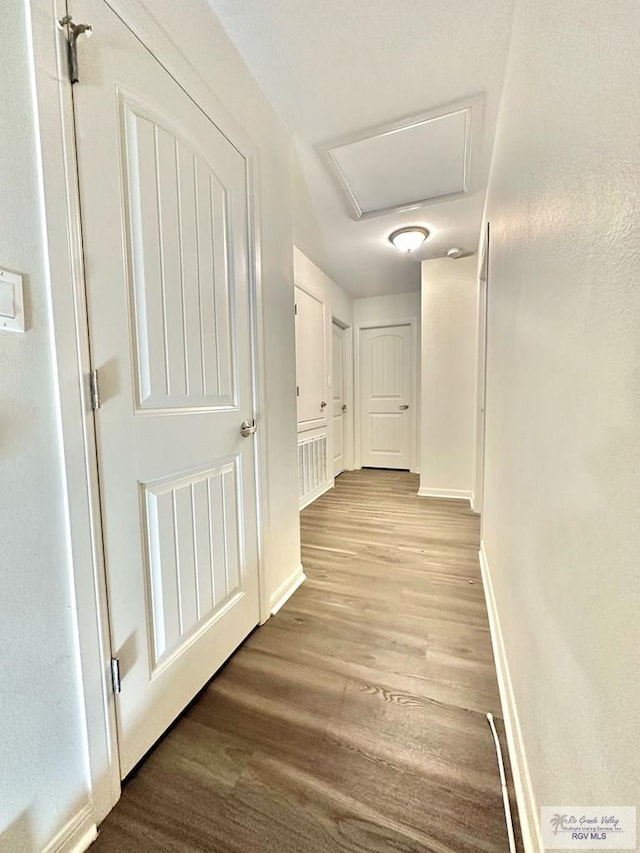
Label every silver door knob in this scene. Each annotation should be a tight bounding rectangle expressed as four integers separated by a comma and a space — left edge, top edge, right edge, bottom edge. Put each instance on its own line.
399, 404, 410, 410
320, 401, 327, 409
341, 404, 347, 412
240, 419, 257, 437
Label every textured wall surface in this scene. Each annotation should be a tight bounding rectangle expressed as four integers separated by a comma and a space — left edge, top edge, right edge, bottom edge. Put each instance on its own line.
420, 256, 477, 497
294, 246, 353, 327
482, 0, 640, 826
0, 2, 89, 849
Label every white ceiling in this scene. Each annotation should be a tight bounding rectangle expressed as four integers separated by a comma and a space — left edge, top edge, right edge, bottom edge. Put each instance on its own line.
208, 0, 515, 297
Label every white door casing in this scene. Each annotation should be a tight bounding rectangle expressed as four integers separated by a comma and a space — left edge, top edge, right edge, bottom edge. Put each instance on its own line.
72, 0, 260, 776
360, 324, 413, 469
475, 223, 490, 518
332, 322, 346, 476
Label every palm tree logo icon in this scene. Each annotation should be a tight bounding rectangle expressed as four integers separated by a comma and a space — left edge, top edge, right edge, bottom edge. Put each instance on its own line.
550, 814, 569, 835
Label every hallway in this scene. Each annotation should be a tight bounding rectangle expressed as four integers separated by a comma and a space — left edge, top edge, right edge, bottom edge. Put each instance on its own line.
92, 471, 514, 852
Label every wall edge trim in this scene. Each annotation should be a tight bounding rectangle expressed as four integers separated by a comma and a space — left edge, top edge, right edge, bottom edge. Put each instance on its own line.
269, 563, 306, 615
479, 540, 543, 853
41, 802, 97, 853
417, 487, 473, 503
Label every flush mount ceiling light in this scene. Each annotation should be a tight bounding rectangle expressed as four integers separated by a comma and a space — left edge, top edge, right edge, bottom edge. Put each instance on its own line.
388, 226, 430, 253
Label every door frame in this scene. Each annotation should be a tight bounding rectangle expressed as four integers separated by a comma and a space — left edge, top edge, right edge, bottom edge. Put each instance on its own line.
331, 318, 354, 474
354, 319, 418, 472
474, 222, 490, 518
30, 0, 270, 825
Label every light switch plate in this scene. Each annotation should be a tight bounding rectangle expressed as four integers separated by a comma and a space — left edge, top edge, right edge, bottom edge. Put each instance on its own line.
0, 268, 25, 333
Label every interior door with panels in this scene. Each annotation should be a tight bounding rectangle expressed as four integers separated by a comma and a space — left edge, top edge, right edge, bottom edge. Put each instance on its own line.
360, 324, 412, 469
294, 286, 327, 429
71, 0, 260, 775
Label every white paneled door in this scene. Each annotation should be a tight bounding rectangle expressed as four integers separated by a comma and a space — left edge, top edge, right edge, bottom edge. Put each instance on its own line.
71, 0, 260, 775
332, 323, 346, 476
360, 325, 412, 469
294, 286, 327, 429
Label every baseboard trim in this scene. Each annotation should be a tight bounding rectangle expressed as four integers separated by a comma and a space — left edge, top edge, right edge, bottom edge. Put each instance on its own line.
417, 487, 473, 503
42, 802, 97, 853
269, 563, 306, 615
479, 541, 542, 853
299, 480, 333, 511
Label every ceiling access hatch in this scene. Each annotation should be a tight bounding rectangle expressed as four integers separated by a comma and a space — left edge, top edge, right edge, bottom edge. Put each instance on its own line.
320, 96, 483, 220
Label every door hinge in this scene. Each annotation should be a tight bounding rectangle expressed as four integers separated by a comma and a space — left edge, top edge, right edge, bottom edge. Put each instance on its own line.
296, 385, 300, 397
110, 657, 121, 694
89, 368, 101, 410
57, 15, 93, 84
294, 303, 297, 315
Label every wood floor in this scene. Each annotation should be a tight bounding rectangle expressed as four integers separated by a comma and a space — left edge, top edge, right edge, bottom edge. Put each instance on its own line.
92, 470, 517, 852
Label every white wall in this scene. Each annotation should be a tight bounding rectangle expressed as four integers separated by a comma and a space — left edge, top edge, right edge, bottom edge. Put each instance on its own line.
481, 0, 640, 843
419, 257, 477, 499
294, 246, 353, 326
328, 278, 353, 329
292, 144, 337, 290
353, 292, 419, 327
353, 293, 421, 472
0, 2, 90, 849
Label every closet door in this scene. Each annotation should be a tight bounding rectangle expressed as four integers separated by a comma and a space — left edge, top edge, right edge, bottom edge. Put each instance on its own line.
295, 286, 327, 429
360, 324, 412, 469
71, 0, 260, 775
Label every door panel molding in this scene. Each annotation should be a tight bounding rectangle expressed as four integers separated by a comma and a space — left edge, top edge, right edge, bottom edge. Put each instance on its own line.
294, 285, 328, 431
354, 319, 418, 472
118, 89, 238, 411
31, 0, 269, 824
140, 457, 244, 669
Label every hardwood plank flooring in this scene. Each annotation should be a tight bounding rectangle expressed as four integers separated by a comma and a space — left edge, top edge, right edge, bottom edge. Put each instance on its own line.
92, 469, 518, 852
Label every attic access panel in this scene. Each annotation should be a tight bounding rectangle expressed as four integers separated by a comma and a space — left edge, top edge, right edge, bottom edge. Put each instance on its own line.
321, 97, 481, 220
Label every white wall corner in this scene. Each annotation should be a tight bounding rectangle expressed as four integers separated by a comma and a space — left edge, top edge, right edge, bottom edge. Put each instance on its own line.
478, 541, 543, 853
269, 563, 306, 615
41, 802, 97, 853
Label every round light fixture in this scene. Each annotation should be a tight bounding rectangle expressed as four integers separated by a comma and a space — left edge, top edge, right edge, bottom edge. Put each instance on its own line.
388, 226, 430, 253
